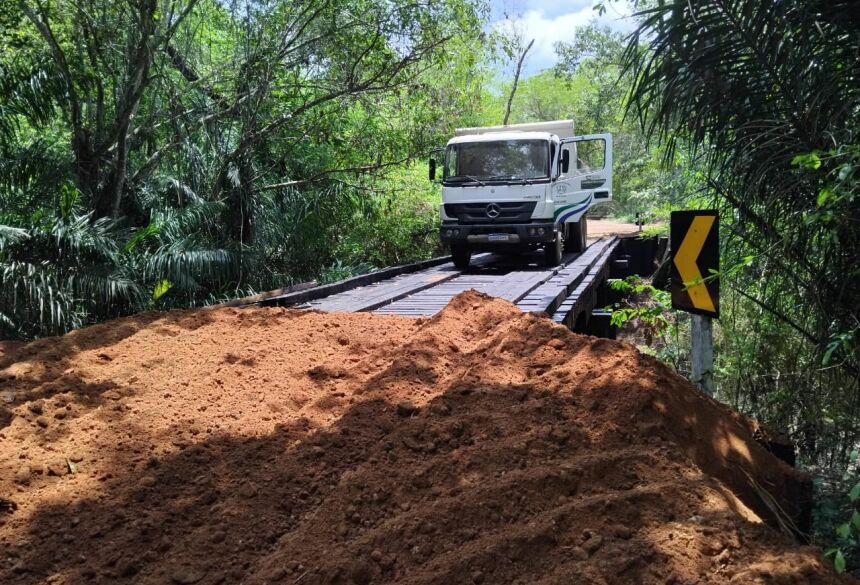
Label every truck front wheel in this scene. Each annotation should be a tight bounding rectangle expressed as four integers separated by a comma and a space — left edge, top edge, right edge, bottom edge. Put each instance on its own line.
564, 217, 588, 253
543, 231, 563, 266
451, 243, 471, 270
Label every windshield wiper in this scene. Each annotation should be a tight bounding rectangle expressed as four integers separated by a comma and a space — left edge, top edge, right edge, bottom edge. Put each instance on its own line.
448, 175, 486, 186
487, 175, 532, 185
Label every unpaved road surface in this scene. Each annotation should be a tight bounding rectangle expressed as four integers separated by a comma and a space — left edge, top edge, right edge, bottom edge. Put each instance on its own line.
0, 291, 849, 584
588, 218, 664, 238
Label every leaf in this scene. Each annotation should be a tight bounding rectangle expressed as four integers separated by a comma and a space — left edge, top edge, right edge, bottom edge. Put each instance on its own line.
834, 550, 846, 573
822, 342, 838, 366
850, 479, 860, 502
59, 182, 79, 220
123, 223, 160, 253
852, 510, 860, 531
0, 225, 29, 251
227, 163, 241, 188
836, 522, 851, 539
152, 279, 173, 301
791, 153, 821, 170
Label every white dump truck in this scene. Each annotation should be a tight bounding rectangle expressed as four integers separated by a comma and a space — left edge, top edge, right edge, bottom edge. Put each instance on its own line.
429, 120, 612, 268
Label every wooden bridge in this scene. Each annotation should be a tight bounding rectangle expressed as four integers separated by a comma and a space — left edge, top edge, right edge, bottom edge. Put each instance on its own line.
251, 237, 624, 334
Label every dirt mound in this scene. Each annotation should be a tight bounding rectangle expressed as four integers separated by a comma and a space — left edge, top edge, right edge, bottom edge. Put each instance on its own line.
0, 291, 849, 584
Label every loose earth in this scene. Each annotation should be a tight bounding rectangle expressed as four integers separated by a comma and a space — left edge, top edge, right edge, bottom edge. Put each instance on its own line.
0, 291, 850, 584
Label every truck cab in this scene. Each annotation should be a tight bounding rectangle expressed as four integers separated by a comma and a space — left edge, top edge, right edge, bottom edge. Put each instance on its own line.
431, 120, 612, 269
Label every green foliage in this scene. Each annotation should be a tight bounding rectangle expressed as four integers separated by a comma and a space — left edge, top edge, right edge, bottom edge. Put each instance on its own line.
0, 0, 488, 339
152, 279, 173, 301
818, 449, 860, 574
0, 209, 143, 338
608, 277, 671, 331
332, 165, 444, 269
547, 22, 695, 218
792, 152, 823, 171
625, 0, 860, 471
318, 261, 374, 285
607, 276, 684, 367
639, 223, 668, 237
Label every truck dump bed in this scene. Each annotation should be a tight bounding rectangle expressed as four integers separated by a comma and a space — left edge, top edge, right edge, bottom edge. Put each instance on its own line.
454, 119, 574, 139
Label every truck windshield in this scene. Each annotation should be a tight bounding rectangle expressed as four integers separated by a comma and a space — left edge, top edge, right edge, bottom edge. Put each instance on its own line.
444, 140, 549, 182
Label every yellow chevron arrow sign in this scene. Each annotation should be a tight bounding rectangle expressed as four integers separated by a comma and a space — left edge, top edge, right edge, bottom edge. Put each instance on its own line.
670, 211, 719, 317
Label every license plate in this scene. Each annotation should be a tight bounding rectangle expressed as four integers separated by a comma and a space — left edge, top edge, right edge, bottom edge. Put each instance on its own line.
488, 234, 510, 242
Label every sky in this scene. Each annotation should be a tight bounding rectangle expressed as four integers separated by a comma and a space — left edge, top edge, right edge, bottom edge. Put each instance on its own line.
487, 0, 638, 78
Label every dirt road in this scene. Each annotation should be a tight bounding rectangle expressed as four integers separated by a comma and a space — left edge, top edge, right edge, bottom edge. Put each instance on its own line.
588, 218, 666, 238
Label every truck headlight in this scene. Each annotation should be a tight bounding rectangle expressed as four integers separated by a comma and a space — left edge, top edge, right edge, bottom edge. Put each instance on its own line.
444, 229, 453, 237
537, 227, 546, 236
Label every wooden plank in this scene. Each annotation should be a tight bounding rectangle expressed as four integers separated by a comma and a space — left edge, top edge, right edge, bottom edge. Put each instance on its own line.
375, 249, 583, 317
257, 254, 459, 308
310, 267, 458, 312
307, 253, 498, 313
515, 238, 615, 315
211, 280, 317, 308
551, 238, 620, 327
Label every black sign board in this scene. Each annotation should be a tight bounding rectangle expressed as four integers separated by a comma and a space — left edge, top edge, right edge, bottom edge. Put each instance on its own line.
670, 210, 719, 318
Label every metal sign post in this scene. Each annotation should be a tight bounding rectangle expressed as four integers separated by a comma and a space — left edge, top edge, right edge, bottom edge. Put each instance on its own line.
670, 211, 719, 395
690, 314, 714, 395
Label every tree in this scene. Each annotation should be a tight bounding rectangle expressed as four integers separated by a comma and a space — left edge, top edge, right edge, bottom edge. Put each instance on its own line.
503, 38, 533, 125
623, 0, 860, 460
15, 0, 199, 218
551, 22, 670, 216
0, 0, 488, 338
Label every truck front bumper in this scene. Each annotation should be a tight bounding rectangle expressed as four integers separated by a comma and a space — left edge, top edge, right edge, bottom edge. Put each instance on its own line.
440, 221, 557, 245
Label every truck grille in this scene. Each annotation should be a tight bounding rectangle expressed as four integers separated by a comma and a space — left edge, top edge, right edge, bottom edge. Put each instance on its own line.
444, 202, 536, 224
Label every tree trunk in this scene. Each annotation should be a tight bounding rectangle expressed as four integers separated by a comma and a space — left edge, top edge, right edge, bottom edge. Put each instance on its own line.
503, 38, 534, 126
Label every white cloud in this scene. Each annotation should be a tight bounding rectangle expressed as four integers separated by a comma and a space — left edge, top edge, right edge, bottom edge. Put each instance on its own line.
489, 1, 637, 77
489, 0, 593, 21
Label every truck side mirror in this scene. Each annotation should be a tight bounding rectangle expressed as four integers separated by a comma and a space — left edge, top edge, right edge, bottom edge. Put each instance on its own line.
429, 158, 437, 181
561, 150, 570, 174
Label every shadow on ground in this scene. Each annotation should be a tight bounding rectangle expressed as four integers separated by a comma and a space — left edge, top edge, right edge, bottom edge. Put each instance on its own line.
1, 381, 832, 585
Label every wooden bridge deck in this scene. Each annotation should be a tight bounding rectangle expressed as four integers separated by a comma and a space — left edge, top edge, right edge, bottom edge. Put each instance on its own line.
373, 252, 582, 317
257, 237, 621, 325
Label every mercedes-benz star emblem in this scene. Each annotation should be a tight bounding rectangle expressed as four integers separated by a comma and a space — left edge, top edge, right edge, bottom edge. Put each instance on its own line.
485, 203, 501, 219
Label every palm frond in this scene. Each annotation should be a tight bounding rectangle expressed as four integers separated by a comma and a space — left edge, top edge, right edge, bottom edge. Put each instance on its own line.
0, 61, 60, 150
150, 199, 226, 242
49, 213, 122, 262
144, 239, 234, 292
0, 225, 29, 251
622, 0, 860, 382
0, 139, 72, 214
0, 210, 144, 338
0, 260, 77, 337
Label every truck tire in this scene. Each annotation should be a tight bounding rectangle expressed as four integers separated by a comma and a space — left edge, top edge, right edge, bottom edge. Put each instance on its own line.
544, 231, 563, 266
451, 243, 471, 270
564, 217, 588, 253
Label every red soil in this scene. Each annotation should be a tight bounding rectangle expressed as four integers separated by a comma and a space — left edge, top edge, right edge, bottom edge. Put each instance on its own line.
0, 291, 850, 584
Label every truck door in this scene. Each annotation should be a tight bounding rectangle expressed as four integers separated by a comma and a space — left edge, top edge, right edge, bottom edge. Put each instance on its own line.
554, 134, 613, 223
